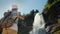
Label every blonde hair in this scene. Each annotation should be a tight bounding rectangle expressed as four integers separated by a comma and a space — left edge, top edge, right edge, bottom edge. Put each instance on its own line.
12, 5, 18, 10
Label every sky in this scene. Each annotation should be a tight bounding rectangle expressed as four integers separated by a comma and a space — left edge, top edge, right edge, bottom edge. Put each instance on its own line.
0, 0, 47, 18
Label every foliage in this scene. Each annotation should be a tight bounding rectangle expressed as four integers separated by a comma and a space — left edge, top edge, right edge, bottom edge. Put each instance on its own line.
44, 0, 60, 34
18, 9, 39, 34
45, 0, 60, 9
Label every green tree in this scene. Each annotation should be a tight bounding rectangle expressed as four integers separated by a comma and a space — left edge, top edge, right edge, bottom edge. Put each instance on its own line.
18, 9, 39, 34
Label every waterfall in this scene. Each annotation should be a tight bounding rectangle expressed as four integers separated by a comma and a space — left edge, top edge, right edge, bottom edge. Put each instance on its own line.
29, 13, 46, 34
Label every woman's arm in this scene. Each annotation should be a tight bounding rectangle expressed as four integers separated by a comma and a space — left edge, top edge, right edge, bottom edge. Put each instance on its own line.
17, 14, 24, 20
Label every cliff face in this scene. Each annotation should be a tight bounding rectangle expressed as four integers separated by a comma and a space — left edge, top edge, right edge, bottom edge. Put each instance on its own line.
44, 0, 60, 34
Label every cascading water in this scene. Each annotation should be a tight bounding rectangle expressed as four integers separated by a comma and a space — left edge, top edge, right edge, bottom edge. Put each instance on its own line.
29, 13, 46, 34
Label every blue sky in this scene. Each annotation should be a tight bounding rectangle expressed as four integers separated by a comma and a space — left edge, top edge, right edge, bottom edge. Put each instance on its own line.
0, 0, 47, 18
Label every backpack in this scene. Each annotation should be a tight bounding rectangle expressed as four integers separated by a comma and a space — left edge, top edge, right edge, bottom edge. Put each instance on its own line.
0, 11, 15, 28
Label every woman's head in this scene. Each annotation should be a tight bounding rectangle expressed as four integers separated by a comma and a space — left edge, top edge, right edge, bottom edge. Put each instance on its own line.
12, 5, 18, 11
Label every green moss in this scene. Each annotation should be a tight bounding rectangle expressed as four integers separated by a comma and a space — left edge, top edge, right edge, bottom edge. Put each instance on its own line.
45, 0, 60, 9
57, 30, 60, 34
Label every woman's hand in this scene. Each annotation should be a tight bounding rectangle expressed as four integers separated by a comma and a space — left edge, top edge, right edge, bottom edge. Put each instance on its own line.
18, 15, 24, 20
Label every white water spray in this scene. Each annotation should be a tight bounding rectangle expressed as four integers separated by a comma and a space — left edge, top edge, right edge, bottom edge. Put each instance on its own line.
29, 13, 46, 34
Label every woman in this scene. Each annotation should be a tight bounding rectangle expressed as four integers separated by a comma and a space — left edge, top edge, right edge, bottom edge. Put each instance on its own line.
2, 5, 24, 34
